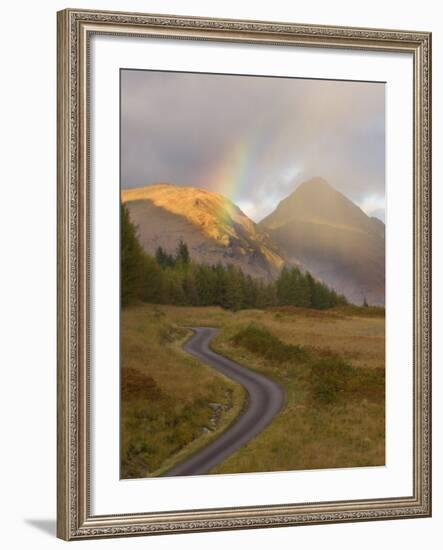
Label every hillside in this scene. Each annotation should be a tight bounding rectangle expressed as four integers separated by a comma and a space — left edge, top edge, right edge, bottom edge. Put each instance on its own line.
122, 184, 290, 280
260, 178, 385, 305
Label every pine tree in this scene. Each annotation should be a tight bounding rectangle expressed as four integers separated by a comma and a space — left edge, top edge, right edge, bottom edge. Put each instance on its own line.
183, 266, 199, 305
196, 264, 216, 306
139, 254, 164, 303
307, 274, 336, 309
256, 281, 278, 308
147, 237, 345, 312
155, 246, 175, 267
121, 204, 146, 306
297, 274, 312, 307
306, 273, 320, 309
155, 246, 166, 267
224, 265, 244, 311
276, 267, 292, 305
162, 269, 186, 305
288, 267, 305, 306
213, 263, 227, 307
242, 274, 258, 309
176, 240, 190, 265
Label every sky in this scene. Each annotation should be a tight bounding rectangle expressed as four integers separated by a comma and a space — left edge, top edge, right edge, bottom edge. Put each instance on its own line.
121, 69, 385, 223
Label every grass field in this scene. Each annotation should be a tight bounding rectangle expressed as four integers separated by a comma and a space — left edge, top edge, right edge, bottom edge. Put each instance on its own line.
120, 305, 245, 478
121, 303, 385, 477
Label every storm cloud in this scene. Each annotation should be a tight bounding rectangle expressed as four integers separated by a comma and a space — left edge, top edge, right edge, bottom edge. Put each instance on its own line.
121, 69, 385, 222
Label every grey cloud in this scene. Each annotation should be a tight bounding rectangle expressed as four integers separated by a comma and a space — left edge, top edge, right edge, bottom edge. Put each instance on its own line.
121, 69, 385, 222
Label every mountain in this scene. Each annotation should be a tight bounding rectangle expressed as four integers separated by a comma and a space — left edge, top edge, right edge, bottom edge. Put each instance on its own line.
260, 178, 385, 305
121, 184, 289, 280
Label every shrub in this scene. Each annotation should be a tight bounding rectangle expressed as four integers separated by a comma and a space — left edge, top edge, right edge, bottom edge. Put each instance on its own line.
121, 368, 161, 401
157, 323, 188, 344
310, 356, 354, 403
346, 367, 385, 402
310, 356, 385, 404
231, 323, 306, 364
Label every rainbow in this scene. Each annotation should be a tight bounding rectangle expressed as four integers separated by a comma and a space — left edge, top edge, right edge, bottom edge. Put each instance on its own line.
202, 118, 300, 222
204, 113, 293, 197
205, 135, 260, 206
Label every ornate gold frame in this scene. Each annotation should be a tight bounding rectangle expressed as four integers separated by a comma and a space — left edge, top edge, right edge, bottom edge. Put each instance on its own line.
57, 8, 432, 540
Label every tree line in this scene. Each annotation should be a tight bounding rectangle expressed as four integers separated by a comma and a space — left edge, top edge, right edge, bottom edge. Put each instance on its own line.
121, 204, 347, 310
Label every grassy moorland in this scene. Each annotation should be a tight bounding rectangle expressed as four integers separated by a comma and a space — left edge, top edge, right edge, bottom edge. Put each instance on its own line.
120, 305, 245, 478
121, 303, 385, 477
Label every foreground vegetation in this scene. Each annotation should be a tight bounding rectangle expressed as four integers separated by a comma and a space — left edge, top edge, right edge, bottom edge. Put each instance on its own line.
120, 306, 244, 478
121, 303, 385, 477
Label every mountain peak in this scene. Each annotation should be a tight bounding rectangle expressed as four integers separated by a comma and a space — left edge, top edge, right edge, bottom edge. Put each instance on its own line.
259, 177, 385, 305
122, 183, 289, 280
274, 177, 338, 212
122, 184, 249, 239
296, 177, 332, 192
261, 178, 376, 234
288, 177, 342, 204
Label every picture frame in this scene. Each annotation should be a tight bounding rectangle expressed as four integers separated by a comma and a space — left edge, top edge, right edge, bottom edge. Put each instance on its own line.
57, 8, 432, 540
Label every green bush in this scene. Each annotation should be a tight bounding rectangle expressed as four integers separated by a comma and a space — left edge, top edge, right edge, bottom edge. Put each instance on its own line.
310, 356, 385, 404
346, 367, 385, 402
157, 323, 188, 344
310, 356, 354, 403
231, 323, 306, 364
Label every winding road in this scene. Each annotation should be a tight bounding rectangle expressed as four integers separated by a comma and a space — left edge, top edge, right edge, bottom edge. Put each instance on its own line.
165, 327, 284, 476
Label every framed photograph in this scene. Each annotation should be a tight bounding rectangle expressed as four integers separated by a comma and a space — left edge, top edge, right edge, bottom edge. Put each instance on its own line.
57, 8, 432, 540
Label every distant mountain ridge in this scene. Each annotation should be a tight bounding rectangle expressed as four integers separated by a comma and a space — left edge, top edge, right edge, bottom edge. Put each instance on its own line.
259, 177, 385, 305
261, 178, 384, 237
122, 179, 385, 305
121, 184, 290, 281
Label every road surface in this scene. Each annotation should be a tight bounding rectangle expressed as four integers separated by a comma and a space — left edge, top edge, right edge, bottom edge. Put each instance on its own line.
165, 327, 284, 476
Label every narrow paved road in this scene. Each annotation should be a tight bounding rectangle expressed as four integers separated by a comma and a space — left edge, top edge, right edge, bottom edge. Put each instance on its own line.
165, 327, 284, 476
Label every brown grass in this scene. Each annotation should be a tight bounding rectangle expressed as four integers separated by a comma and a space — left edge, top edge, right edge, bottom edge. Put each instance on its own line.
120, 304, 244, 478
121, 368, 160, 401
121, 303, 385, 477
209, 318, 385, 474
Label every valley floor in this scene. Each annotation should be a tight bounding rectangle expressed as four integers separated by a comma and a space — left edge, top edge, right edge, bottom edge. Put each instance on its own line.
121, 304, 385, 478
